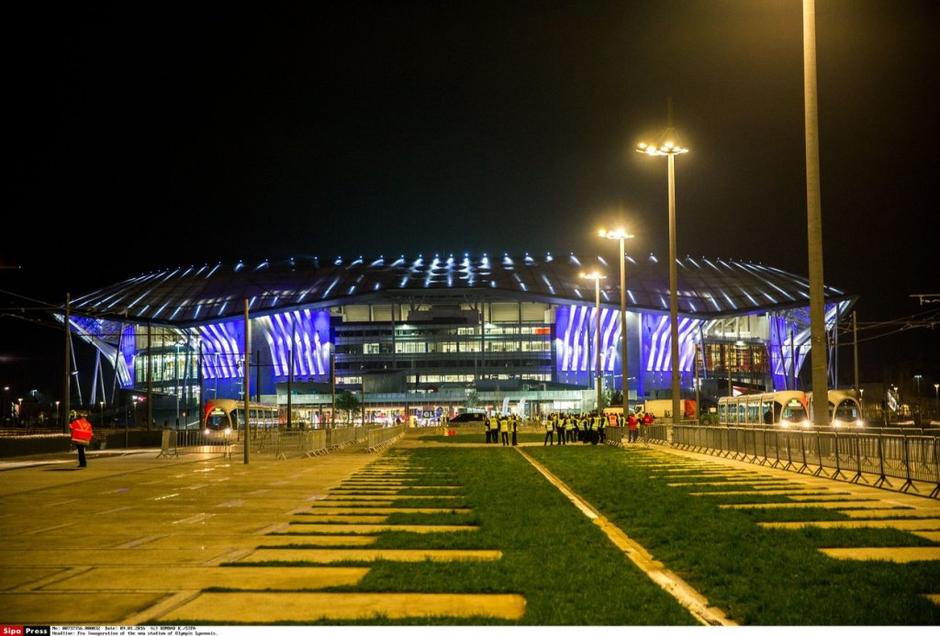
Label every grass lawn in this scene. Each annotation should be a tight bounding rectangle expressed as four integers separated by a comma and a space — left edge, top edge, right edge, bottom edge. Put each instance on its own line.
528, 445, 940, 625
416, 433, 545, 444
235, 447, 698, 625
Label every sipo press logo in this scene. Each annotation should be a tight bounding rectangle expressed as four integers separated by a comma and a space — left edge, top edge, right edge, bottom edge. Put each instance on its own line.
2, 627, 50, 636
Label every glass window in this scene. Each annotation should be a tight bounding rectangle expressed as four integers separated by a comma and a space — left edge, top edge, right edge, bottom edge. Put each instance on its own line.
462, 341, 482, 352
834, 400, 859, 422
363, 343, 380, 354
737, 403, 746, 423
395, 342, 426, 354
761, 400, 774, 424
781, 399, 806, 423
718, 403, 727, 422
747, 401, 759, 423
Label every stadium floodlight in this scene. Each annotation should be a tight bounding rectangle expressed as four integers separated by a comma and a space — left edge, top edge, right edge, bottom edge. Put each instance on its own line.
637, 139, 688, 426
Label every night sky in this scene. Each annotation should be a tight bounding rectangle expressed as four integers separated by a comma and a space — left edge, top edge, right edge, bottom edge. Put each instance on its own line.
4, 1, 938, 396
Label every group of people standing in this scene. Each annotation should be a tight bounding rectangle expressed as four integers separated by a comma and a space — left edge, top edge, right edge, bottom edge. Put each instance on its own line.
484, 413, 523, 446
542, 410, 655, 446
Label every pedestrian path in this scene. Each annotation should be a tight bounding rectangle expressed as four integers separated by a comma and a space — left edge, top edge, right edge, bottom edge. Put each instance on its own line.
0, 448, 525, 623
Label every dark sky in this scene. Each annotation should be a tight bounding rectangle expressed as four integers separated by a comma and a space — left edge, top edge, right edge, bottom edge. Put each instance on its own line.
3, 0, 938, 394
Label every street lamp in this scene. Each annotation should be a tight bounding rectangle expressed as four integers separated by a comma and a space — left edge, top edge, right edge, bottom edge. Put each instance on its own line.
934, 383, 939, 416
598, 228, 635, 418
914, 374, 923, 424
580, 271, 607, 413
99, 401, 105, 429
55, 400, 60, 426
637, 139, 688, 426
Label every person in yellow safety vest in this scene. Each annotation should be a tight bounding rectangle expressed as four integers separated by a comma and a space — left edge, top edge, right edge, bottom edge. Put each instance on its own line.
564, 415, 573, 443
499, 415, 510, 446
511, 414, 518, 446
488, 415, 499, 444
543, 414, 555, 446
590, 413, 600, 445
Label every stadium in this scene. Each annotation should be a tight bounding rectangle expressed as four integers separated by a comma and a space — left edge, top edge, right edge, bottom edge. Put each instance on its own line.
64, 252, 855, 425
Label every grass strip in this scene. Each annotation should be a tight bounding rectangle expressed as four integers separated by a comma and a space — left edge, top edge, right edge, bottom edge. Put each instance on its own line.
330, 447, 697, 624
529, 446, 940, 625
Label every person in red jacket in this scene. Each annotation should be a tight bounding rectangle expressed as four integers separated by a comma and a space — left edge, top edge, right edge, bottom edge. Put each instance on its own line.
69, 415, 94, 468
627, 411, 639, 443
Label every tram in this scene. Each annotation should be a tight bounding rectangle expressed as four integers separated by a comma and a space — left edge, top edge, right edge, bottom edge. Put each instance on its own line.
809, 390, 865, 428
718, 391, 807, 427
202, 399, 281, 435
717, 390, 863, 428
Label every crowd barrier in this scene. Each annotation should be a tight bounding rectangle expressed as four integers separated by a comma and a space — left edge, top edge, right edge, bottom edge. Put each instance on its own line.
636, 424, 939, 498
155, 425, 384, 460
366, 425, 405, 453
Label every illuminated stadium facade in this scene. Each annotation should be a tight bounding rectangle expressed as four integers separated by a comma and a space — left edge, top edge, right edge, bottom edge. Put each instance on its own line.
66, 252, 855, 423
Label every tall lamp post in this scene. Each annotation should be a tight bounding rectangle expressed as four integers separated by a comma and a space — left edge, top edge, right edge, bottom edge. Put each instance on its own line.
637, 139, 688, 426
598, 228, 635, 417
934, 383, 939, 417
802, 0, 830, 428
914, 374, 923, 425
581, 271, 607, 412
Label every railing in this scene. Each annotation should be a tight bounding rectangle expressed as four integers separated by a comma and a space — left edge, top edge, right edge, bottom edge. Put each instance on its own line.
639, 424, 939, 498
157, 429, 235, 458
366, 425, 405, 453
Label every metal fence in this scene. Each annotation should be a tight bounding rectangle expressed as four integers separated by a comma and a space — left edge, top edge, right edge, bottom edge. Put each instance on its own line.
155, 425, 382, 460
366, 425, 405, 453
632, 424, 940, 498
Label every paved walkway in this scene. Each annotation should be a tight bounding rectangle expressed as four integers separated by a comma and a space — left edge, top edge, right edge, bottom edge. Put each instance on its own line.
0, 442, 524, 624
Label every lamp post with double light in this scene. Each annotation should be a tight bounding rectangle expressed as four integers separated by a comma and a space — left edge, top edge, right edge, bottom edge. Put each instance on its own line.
598, 228, 635, 418
637, 139, 688, 426
580, 271, 607, 413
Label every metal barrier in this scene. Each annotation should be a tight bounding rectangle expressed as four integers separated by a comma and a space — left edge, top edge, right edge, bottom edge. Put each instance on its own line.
654, 424, 939, 498
366, 425, 405, 453
156, 429, 234, 458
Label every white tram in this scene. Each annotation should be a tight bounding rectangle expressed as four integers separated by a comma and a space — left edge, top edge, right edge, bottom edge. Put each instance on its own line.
202, 399, 281, 435
717, 390, 863, 428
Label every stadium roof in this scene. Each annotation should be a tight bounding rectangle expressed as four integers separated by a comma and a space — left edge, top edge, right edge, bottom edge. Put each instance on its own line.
70, 253, 853, 326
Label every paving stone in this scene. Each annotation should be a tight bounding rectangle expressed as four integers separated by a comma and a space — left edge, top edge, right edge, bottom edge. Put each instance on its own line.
45, 565, 369, 591
162, 591, 526, 622
1, 591, 168, 623
285, 523, 479, 534
0, 568, 64, 590
783, 494, 871, 501
840, 509, 940, 519
323, 494, 461, 500
759, 519, 940, 531
293, 514, 389, 523
297, 507, 471, 515
668, 480, 789, 487
237, 548, 501, 563
144, 535, 380, 549
688, 490, 836, 497
819, 547, 940, 563
719, 501, 903, 510
0, 548, 234, 566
